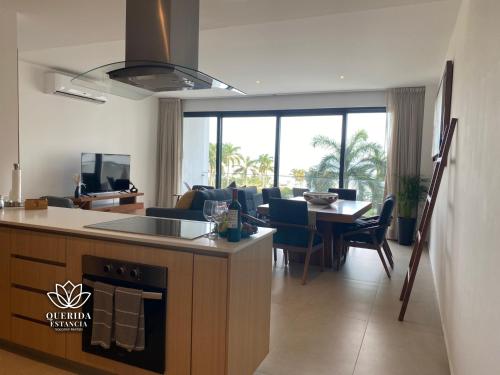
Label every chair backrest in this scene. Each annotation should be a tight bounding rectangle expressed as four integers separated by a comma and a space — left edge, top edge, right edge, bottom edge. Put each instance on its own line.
376, 195, 396, 242
237, 187, 258, 216
328, 188, 357, 201
262, 187, 281, 204
253, 193, 263, 207
42, 196, 74, 208
292, 187, 310, 197
269, 198, 308, 225
269, 198, 310, 247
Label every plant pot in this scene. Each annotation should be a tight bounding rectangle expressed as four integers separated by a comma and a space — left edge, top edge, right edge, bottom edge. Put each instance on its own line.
398, 217, 416, 246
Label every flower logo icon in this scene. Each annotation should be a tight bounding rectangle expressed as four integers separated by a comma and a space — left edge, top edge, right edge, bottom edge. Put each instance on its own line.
47, 281, 91, 309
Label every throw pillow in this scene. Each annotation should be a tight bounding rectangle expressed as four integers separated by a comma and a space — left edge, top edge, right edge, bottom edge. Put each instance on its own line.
175, 190, 196, 209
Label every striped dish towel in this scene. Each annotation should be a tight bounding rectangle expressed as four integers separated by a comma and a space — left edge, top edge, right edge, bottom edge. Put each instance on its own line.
90, 281, 115, 349
114, 287, 145, 352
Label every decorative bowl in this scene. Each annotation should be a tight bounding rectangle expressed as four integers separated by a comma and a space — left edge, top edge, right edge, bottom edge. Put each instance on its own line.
303, 192, 338, 205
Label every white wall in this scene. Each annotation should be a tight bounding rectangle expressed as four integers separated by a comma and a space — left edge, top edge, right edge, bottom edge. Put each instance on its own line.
0, 10, 19, 197
183, 90, 386, 112
430, 0, 500, 374
18, 61, 159, 207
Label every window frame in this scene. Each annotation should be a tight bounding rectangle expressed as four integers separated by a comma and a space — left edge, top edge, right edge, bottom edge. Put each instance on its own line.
183, 107, 386, 189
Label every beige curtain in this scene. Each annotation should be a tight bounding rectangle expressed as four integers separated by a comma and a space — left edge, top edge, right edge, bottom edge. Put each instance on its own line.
156, 98, 183, 207
385, 87, 425, 239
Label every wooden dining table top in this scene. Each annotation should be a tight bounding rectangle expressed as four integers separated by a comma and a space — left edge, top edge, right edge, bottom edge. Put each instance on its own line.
257, 196, 372, 224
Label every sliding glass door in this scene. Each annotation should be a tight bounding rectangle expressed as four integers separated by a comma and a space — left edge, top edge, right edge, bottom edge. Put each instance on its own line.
345, 112, 387, 212
279, 115, 343, 197
181, 117, 217, 191
182, 108, 387, 209
221, 116, 276, 190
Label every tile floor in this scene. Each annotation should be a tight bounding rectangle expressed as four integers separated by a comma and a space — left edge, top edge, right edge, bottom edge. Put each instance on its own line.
256, 241, 449, 375
0, 241, 450, 375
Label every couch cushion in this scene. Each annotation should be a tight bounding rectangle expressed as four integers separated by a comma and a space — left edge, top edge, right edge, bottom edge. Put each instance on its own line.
175, 190, 196, 209
190, 188, 233, 210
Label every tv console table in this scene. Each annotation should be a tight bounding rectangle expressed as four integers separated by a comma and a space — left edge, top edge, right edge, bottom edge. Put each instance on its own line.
71, 192, 144, 214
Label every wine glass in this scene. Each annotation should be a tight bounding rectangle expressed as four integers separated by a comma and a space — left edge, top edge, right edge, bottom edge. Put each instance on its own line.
213, 201, 228, 236
203, 200, 217, 239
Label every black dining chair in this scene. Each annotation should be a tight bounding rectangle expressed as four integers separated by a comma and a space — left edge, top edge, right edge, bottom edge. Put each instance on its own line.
262, 188, 290, 262
292, 187, 310, 197
262, 187, 282, 204
337, 195, 395, 278
269, 198, 324, 285
238, 187, 269, 227
328, 188, 357, 201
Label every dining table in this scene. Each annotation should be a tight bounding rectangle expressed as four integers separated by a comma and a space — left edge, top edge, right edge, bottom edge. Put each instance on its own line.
257, 196, 372, 268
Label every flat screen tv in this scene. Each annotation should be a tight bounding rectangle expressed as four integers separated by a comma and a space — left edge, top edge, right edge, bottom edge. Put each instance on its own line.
81, 153, 131, 193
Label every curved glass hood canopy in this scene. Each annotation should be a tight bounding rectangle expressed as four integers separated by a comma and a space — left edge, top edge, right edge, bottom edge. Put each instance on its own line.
72, 60, 243, 100
72, 0, 244, 100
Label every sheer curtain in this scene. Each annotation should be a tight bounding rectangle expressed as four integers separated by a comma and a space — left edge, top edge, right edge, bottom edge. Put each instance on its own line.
156, 98, 183, 207
385, 87, 425, 239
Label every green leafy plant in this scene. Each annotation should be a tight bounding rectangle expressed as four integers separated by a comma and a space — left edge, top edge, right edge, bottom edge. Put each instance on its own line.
397, 175, 427, 218
305, 130, 387, 213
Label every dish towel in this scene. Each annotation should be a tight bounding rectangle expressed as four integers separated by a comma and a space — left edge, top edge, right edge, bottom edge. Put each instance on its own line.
114, 287, 145, 352
90, 281, 115, 349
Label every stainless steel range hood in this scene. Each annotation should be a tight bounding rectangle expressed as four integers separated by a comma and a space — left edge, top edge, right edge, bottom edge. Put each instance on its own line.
72, 0, 243, 99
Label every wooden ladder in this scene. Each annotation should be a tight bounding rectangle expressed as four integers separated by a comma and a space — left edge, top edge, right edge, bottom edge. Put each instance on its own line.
398, 117, 458, 321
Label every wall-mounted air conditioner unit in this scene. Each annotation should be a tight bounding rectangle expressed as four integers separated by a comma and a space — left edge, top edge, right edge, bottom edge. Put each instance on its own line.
44, 72, 108, 104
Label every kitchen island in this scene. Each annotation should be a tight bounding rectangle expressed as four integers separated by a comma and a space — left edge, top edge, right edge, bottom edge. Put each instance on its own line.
0, 207, 274, 375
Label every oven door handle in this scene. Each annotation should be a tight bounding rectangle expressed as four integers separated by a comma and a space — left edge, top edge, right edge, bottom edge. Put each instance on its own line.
82, 278, 163, 300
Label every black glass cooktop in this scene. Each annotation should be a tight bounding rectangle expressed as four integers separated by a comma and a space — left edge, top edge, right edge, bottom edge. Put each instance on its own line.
85, 216, 211, 240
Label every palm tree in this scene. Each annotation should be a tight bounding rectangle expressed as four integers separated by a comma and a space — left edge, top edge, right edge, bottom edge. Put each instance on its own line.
307, 130, 386, 208
221, 143, 243, 186
255, 154, 274, 187
234, 156, 257, 185
208, 143, 216, 186
291, 168, 306, 186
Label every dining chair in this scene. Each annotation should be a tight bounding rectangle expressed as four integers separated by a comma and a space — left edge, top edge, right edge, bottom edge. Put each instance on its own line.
328, 188, 357, 201
337, 195, 395, 278
292, 187, 310, 197
262, 187, 282, 204
238, 188, 269, 227
269, 198, 324, 284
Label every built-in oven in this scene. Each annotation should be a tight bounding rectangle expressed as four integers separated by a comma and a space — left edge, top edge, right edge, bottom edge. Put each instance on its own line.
81, 255, 167, 374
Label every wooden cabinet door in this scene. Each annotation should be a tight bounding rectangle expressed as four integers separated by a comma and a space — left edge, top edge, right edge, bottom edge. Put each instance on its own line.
0, 228, 10, 340
192, 255, 228, 375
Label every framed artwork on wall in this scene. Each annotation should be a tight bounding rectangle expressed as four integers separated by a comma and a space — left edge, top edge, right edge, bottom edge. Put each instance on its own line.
432, 60, 454, 158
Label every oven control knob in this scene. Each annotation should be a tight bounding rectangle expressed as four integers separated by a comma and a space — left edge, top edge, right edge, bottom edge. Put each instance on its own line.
103, 264, 112, 273
130, 269, 140, 279
117, 266, 126, 275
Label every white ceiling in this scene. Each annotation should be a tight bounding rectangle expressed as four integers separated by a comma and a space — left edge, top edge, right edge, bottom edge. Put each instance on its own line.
200, 0, 454, 29
2, 0, 461, 98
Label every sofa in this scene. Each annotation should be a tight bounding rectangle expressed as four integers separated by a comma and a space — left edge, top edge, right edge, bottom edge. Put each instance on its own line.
146, 187, 261, 222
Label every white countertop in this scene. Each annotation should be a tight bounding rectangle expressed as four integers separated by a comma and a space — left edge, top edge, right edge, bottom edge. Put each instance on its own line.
0, 207, 275, 255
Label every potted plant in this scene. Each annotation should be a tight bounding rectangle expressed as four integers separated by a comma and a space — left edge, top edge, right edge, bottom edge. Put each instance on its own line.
397, 175, 427, 245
